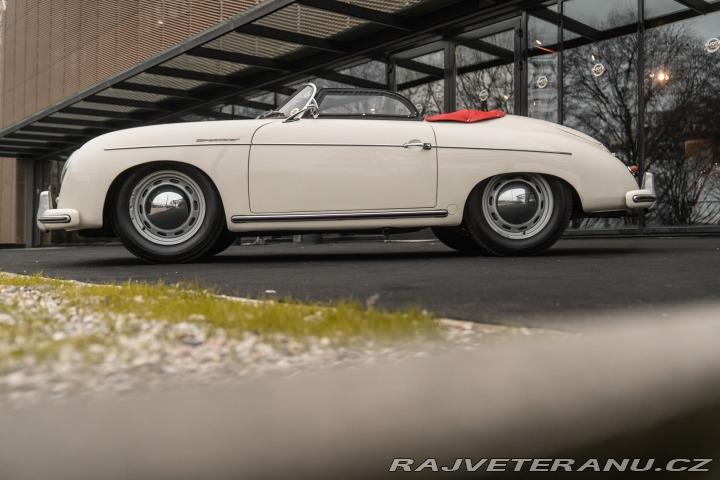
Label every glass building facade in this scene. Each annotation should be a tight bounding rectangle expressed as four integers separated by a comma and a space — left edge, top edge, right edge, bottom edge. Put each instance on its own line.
193, 0, 720, 234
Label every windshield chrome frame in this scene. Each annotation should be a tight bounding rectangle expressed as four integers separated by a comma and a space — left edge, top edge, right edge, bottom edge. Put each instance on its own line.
277, 83, 318, 117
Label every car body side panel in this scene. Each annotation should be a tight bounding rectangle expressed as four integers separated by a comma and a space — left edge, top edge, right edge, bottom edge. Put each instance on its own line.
248, 119, 437, 213
434, 148, 581, 216
58, 147, 253, 231
56, 120, 270, 230
55, 114, 642, 235
429, 116, 640, 214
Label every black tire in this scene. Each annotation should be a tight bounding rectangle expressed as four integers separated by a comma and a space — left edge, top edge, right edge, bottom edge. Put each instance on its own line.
431, 225, 489, 254
111, 163, 226, 264
465, 173, 571, 256
202, 228, 237, 258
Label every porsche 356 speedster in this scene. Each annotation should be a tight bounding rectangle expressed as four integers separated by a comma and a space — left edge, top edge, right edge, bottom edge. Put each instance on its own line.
37, 83, 656, 263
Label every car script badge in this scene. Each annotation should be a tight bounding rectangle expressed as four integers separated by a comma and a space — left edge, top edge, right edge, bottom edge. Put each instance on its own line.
196, 138, 240, 143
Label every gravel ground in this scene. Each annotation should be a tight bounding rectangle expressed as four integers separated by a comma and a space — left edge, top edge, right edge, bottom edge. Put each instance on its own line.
0, 281, 556, 409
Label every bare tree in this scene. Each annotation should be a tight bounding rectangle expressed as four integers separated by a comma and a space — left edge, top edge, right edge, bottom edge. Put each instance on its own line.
457, 63, 515, 113
563, 19, 720, 227
563, 33, 639, 166
644, 23, 720, 226
400, 80, 444, 116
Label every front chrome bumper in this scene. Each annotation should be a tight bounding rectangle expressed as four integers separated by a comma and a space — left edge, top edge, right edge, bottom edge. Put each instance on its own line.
625, 172, 657, 209
36, 191, 80, 232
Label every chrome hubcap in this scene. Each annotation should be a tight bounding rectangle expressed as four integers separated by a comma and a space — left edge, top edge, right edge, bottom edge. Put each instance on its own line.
482, 174, 553, 239
128, 170, 206, 245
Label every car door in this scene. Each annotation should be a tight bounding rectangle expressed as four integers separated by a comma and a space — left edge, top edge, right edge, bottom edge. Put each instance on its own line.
248, 118, 437, 213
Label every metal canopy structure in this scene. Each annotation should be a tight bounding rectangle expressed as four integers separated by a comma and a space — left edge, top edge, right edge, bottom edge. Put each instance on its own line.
0, 0, 540, 162
2, 0, 719, 163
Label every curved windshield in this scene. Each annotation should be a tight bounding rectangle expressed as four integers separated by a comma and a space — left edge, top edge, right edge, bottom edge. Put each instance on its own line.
316, 91, 416, 117
278, 84, 317, 115
258, 84, 317, 119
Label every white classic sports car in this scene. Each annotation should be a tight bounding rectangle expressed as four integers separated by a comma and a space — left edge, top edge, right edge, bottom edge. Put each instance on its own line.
37, 83, 656, 263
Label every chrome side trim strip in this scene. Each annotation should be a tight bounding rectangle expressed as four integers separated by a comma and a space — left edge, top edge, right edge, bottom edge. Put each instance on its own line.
38, 215, 71, 224
105, 143, 568, 155
107, 143, 423, 151
232, 210, 448, 224
252, 144, 567, 155
435, 146, 572, 156
105, 143, 250, 151
252, 143, 420, 148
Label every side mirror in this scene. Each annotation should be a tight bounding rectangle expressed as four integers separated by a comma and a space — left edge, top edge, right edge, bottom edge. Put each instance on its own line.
283, 100, 319, 123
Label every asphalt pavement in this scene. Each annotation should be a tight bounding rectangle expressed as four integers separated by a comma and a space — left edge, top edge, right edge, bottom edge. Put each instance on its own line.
1, 236, 718, 328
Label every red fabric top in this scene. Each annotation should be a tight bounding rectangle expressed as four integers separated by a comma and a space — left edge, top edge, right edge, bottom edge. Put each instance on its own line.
425, 109, 506, 123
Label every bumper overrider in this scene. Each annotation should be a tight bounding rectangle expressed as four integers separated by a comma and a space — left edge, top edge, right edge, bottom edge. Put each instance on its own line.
625, 172, 657, 209
36, 191, 80, 232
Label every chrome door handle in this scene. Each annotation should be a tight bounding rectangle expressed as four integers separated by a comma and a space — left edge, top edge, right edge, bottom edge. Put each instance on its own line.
403, 142, 432, 150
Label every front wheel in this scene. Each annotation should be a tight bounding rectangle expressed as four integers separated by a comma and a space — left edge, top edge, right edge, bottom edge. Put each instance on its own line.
431, 225, 489, 254
465, 173, 571, 256
112, 164, 227, 263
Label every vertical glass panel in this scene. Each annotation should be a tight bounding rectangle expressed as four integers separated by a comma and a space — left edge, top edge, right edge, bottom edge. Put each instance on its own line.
563, 35, 638, 166
397, 50, 444, 116
216, 92, 282, 119
409, 51, 444, 69
250, 92, 275, 104
562, 0, 639, 231
643, 10, 720, 228
564, 0, 637, 30
456, 30, 515, 113
227, 104, 265, 119
528, 14, 559, 122
644, 0, 688, 19
337, 60, 387, 84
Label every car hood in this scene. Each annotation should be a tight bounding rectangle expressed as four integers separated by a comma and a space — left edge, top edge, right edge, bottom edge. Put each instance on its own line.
79, 118, 276, 152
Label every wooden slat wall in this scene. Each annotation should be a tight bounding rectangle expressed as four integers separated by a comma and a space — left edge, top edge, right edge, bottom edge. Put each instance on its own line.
0, 158, 25, 245
1, 0, 265, 129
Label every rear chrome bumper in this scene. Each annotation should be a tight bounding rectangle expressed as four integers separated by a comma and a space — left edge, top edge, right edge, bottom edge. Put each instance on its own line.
36, 191, 80, 232
625, 172, 657, 209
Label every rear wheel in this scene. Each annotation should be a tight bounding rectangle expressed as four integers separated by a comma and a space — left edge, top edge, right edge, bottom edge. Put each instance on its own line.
465, 173, 571, 256
112, 164, 226, 263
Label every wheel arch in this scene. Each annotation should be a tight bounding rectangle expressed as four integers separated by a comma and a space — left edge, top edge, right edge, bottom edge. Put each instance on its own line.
456, 172, 583, 225
107, 160, 231, 263
103, 160, 227, 232
462, 171, 574, 256
533, 174, 583, 220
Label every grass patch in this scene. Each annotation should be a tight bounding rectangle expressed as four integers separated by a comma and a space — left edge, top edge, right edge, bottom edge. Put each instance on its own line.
72, 281, 439, 341
0, 272, 442, 370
